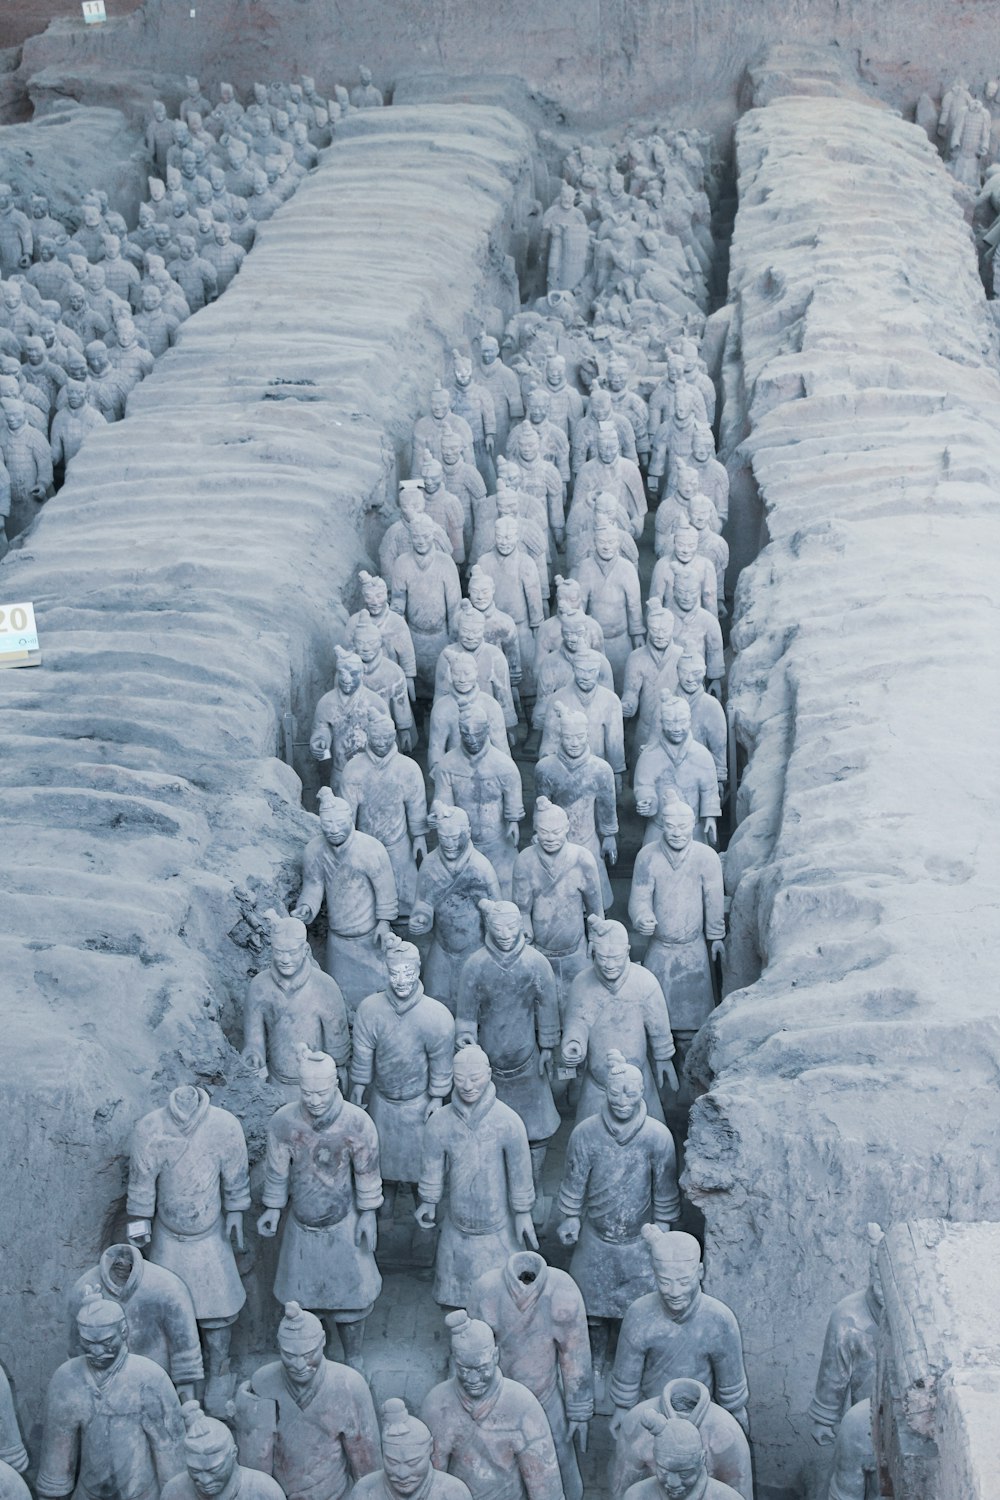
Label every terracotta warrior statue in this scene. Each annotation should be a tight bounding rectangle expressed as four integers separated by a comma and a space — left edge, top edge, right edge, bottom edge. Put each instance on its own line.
469, 1252, 593, 1500
258, 1046, 383, 1372
456, 899, 561, 1197
620, 1415, 743, 1500
668, 574, 725, 696
292, 789, 397, 1016
351, 612, 417, 749
441, 422, 488, 554
512, 798, 604, 1017
534, 702, 618, 908
650, 525, 717, 619
351, 570, 417, 701
466, 563, 523, 701
415, 1045, 538, 1308
629, 791, 725, 1062
411, 381, 475, 470
127, 1086, 250, 1416
610, 1229, 749, 1438
538, 648, 626, 795
310, 645, 385, 792
420, 1311, 564, 1500
242, 910, 350, 1096
435, 599, 517, 732
0, 1364, 26, 1478
535, 574, 605, 661
235, 1301, 380, 1500
557, 1052, 680, 1391
475, 514, 544, 706
351, 934, 455, 1220
409, 802, 501, 1011
420, 450, 466, 564
428, 647, 511, 773
67, 1244, 203, 1398
571, 523, 644, 692
391, 512, 462, 697
610, 1378, 752, 1500
560, 917, 677, 1124
354, 1401, 470, 1500
621, 601, 682, 761
341, 706, 428, 919
37, 1289, 185, 1500
379, 481, 451, 581
532, 613, 614, 741
634, 695, 721, 847
431, 703, 524, 897
162, 1401, 284, 1500
809, 1223, 885, 1446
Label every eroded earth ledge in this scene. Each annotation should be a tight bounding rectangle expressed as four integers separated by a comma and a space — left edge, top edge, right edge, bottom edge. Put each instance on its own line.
683, 82, 1000, 1490
0, 103, 532, 1419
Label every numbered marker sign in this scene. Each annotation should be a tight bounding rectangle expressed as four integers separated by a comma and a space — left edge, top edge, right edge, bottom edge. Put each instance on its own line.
0, 601, 40, 669
82, 0, 106, 22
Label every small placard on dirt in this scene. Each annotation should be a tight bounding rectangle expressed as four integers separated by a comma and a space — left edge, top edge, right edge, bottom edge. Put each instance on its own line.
81, 0, 107, 20
0, 601, 41, 669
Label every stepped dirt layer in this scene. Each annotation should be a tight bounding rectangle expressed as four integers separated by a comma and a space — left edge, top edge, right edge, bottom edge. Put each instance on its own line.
0, 102, 533, 1432
683, 90, 1000, 1489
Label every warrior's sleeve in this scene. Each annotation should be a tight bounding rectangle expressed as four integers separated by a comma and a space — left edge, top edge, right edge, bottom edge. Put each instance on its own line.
514, 1389, 564, 1500
218, 1110, 252, 1213
426, 699, 450, 774
503, 1112, 537, 1216
392, 616, 418, 681
648, 421, 669, 479
443, 559, 463, 638
201, 260, 219, 302
389, 668, 415, 734
389, 555, 409, 620
480, 384, 496, 440
698, 760, 722, 821
808, 1307, 852, 1427
409, 859, 438, 935
640, 971, 675, 1063
623, 561, 643, 639
341, 1372, 382, 1483
159, 1276, 205, 1386
0, 1364, 27, 1472
261, 1115, 293, 1210
704, 697, 728, 784
16, 214, 31, 260
403, 759, 429, 837
417, 1109, 448, 1206
578, 848, 605, 923
627, 846, 657, 934
500, 757, 526, 824
711, 1307, 750, 1416
349, 1000, 379, 1091
705, 614, 725, 684
126, 1116, 161, 1221
546, 468, 565, 536
650, 1124, 681, 1224
36, 1371, 81, 1499
594, 758, 619, 837
491, 651, 518, 728
699, 560, 715, 614
556, 1123, 592, 1220
426, 1004, 456, 1098
522, 556, 544, 631
552, 1278, 595, 1423
609, 1300, 652, 1409
620, 647, 644, 718
702, 852, 726, 944
369, 840, 399, 922
350, 1110, 384, 1212
50, 415, 67, 471
603, 695, 626, 775
455, 958, 483, 1042
632, 747, 658, 817
647, 557, 670, 609
33, 429, 54, 492
533, 950, 561, 1052
297, 836, 326, 923
243, 980, 267, 1064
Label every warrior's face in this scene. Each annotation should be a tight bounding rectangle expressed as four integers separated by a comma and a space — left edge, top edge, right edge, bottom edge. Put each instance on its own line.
80, 1323, 125, 1371
454, 1348, 498, 1399
272, 935, 308, 979
188, 1443, 238, 1499
606, 1070, 642, 1122
279, 1336, 324, 1389
654, 1258, 703, 1319
535, 815, 566, 857
383, 1445, 431, 1498
387, 958, 420, 1000
453, 1053, 491, 1106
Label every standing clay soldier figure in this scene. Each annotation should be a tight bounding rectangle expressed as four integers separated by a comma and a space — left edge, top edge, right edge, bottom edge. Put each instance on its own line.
51, 380, 107, 475
560, 918, 677, 1123
539, 649, 626, 794
468, 1252, 592, 1500
342, 707, 427, 918
0, 1368, 26, 1481
610, 1230, 750, 1437
162, 1402, 284, 1500
67, 1244, 203, 1399
292, 789, 397, 1015
542, 182, 590, 294
352, 614, 417, 748
611, 1379, 752, 1500
467, 563, 523, 706
536, 574, 605, 661
0, 186, 31, 275
350, 66, 384, 108
513, 799, 604, 1017
179, 75, 212, 125
409, 802, 501, 1010
532, 615, 614, 740
429, 647, 511, 772
449, 349, 497, 490
2, 396, 53, 537
235, 1302, 380, 1500
242, 910, 350, 1098
441, 423, 488, 553
380, 482, 451, 580
650, 526, 717, 618
258, 1047, 382, 1371
621, 602, 682, 760
809, 1223, 885, 1447
37, 1290, 185, 1500
540, 352, 583, 438
605, 354, 650, 465
355, 1401, 470, 1500
676, 652, 727, 794
146, 102, 175, 176
310, 646, 385, 792
433, 703, 524, 897
476, 514, 544, 704
557, 1052, 680, 1391
668, 575, 724, 696
534, 703, 618, 907
421, 1311, 564, 1500
629, 791, 725, 1061
507, 386, 571, 486
412, 382, 475, 470
350, 935, 455, 1219
477, 333, 523, 452
391, 512, 462, 697
621, 1416, 743, 1500
574, 426, 646, 539
421, 452, 466, 564
435, 600, 517, 732
127, 1085, 250, 1416
635, 696, 721, 847
416, 1045, 538, 1308
456, 899, 561, 1195
572, 524, 643, 692
688, 427, 729, 525
571, 385, 637, 474
351, 570, 417, 701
